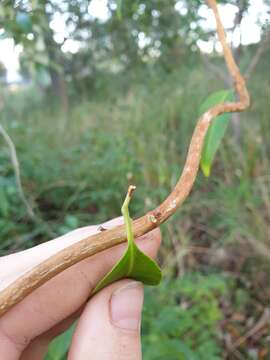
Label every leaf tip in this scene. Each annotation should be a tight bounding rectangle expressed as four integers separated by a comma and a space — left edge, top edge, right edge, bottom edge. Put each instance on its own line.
201, 162, 211, 177
121, 185, 136, 214
128, 185, 136, 198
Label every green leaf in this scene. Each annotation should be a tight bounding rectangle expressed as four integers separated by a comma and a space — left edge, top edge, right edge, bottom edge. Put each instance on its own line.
16, 12, 32, 33
45, 323, 76, 360
93, 186, 162, 294
199, 90, 234, 177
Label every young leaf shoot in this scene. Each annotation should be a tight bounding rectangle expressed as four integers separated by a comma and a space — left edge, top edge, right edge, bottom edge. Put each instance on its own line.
93, 186, 162, 294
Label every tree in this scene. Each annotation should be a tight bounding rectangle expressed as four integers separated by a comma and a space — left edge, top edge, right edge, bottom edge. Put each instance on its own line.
0, 0, 69, 112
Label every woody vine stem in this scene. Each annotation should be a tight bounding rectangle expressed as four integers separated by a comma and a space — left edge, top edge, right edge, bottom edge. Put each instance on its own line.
0, 0, 250, 316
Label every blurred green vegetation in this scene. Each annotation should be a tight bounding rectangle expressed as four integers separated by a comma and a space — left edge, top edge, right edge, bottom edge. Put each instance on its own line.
1, 0, 270, 358
1, 55, 270, 358
142, 273, 228, 360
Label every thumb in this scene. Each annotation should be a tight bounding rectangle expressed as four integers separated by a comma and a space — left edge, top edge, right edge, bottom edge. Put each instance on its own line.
68, 280, 144, 360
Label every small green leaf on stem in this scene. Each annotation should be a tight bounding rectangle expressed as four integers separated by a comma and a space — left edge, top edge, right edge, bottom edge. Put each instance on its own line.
93, 186, 162, 294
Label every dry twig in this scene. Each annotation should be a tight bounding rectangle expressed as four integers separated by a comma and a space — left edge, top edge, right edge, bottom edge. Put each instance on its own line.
231, 308, 270, 351
0, 0, 250, 316
0, 123, 34, 219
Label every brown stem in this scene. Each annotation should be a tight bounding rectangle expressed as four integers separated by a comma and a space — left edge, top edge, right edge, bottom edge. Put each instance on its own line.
0, 0, 250, 317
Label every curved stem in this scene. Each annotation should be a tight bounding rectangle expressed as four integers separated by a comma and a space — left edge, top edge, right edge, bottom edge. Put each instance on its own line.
0, 0, 250, 317
121, 185, 136, 275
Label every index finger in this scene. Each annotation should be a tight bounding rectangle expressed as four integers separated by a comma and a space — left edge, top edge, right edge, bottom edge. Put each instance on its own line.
0, 219, 161, 356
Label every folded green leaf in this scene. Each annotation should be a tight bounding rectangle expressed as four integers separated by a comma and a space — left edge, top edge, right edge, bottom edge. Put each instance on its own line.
93, 186, 162, 294
200, 90, 234, 177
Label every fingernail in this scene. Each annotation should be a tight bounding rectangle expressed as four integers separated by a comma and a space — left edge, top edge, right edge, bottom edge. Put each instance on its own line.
110, 281, 144, 331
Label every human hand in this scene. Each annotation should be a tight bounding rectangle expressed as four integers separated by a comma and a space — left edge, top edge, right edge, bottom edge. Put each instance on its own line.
0, 217, 161, 360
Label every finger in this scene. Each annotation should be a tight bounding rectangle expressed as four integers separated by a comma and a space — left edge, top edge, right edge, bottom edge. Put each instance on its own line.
0, 225, 161, 356
0, 219, 122, 359
68, 280, 144, 360
20, 309, 80, 360
0, 217, 123, 291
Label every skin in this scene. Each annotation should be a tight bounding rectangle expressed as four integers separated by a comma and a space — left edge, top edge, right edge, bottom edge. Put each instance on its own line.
0, 217, 161, 359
